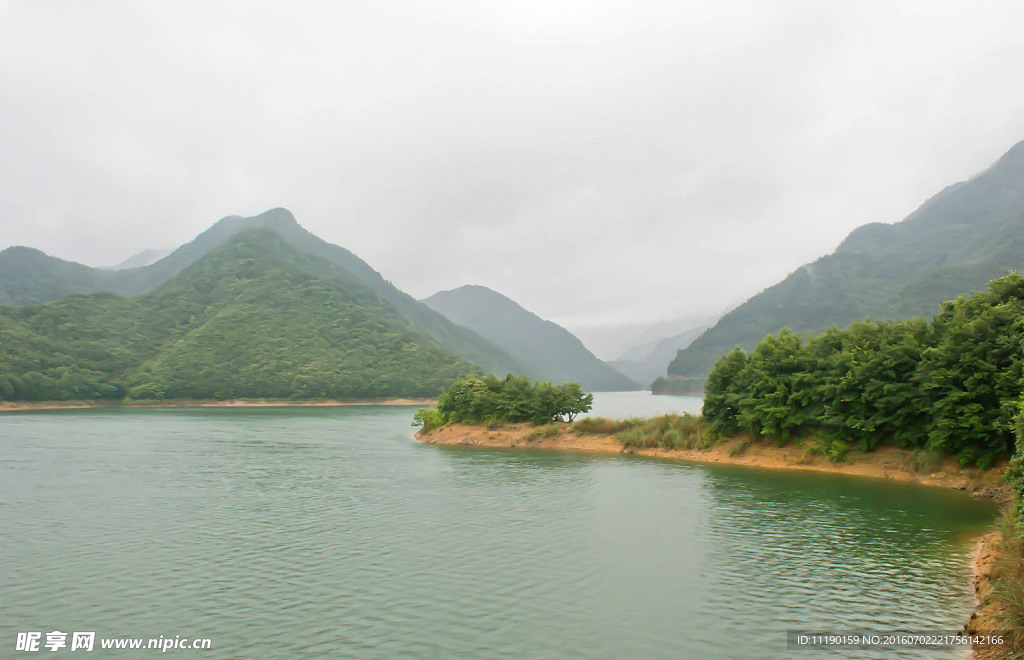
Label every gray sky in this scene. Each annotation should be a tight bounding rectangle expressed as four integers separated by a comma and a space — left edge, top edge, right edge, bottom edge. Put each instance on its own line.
3, 1, 1024, 357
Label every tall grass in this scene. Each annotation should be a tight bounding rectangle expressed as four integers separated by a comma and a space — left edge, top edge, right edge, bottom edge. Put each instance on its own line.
570, 416, 641, 435
992, 507, 1024, 653
609, 414, 710, 450
526, 423, 562, 441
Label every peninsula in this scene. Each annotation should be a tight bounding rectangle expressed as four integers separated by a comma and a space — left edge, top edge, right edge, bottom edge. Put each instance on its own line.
416, 420, 1007, 496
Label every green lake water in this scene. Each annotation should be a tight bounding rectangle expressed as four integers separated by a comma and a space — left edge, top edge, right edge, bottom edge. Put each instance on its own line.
0, 394, 997, 658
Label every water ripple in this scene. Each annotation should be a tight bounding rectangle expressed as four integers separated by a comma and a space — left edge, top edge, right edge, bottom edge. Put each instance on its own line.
0, 407, 996, 659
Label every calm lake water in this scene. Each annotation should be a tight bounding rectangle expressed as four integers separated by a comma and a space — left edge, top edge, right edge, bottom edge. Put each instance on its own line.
585, 391, 703, 418
0, 393, 996, 658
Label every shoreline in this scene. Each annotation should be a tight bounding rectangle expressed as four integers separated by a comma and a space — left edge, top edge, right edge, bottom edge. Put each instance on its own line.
966, 531, 1010, 659
418, 422, 1012, 658
417, 423, 1008, 497
0, 397, 437, 412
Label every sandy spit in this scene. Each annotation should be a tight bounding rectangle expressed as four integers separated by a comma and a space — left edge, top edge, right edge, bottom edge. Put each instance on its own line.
417, 423, 1008, 497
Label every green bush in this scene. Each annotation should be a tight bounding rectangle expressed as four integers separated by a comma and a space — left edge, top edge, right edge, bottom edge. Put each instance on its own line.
412, 407, 446, 432
419, 374, 593, 427
825, 439, 849, 463
617, 428, 646, 447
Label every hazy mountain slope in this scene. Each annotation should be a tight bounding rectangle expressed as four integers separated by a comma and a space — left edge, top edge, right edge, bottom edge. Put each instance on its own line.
421, 285, 639, 391
0, 208, 522, 376
609, 323, 710, 387
105, 248, 171, 270
616, 312, 721, 362
0, 247, 123, 306
660, 140, 1024, 393
0, 209, 330, 303
150, 209, 524, 376
0, 229, 481, 401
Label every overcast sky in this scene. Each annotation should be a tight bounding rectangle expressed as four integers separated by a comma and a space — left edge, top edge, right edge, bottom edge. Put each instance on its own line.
2, 0, 1024, 357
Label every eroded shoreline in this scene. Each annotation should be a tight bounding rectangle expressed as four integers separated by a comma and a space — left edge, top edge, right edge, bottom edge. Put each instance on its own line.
967, 531, 1011, 659
417, 423, 1008, 497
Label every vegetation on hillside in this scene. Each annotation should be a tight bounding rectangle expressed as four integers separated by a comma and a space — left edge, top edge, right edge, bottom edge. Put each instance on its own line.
413, 374, 593, 428
0, 230, 482, 401
662, 140, 1024, 390
701, 271, 1024, 468
0, 208, 524, 378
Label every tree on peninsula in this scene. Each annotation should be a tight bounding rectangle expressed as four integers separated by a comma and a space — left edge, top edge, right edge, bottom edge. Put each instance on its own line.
414, 374, 594, 427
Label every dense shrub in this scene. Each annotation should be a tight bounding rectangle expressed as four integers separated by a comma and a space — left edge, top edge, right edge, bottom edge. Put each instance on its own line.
703, 272, 1024, 467
413, 374, 593, 427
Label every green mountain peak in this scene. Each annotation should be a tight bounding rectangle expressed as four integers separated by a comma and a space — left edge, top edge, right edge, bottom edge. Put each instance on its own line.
0, 209, 535, 400
0, 228, 483, 401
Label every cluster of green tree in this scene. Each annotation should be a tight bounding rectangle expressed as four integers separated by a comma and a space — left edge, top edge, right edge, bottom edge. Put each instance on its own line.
702, 272, 1024, 468
414, 374, 594, 428
662, 140, 1024, 391
0, 229, 482, 401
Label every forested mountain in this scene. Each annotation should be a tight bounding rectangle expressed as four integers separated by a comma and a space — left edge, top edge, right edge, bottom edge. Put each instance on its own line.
0, 230, 482, 401
0, 247, 124, 306
659, 139, 1024, 393
421, 285, 638, 391
0, 208, 523, 377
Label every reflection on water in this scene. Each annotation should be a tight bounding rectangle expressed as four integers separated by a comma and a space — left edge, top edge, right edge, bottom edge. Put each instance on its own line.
0, 406, 996, 659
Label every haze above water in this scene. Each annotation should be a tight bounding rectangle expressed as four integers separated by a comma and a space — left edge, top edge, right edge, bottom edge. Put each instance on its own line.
1, 394, 995, 658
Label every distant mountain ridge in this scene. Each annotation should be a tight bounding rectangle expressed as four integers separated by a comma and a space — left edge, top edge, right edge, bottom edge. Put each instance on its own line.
0, 229, 483, 401
0, 247, 123, 306
0, 208, 524, 378
421, 285, 639, 392
609, 322, 711, 388
104, 248, 171, 270
659, 139, 1024, 393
